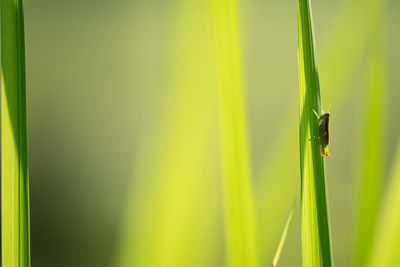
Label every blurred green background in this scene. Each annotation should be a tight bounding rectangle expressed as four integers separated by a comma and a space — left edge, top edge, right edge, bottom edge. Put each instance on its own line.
22, 0, 399, 266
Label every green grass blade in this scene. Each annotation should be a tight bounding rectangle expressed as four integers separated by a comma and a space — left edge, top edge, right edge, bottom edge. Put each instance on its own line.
212, 0, 257, 266
1, 0, 31, 266
367, 141, 400, 267
352, 0, 386, 266
256, 0, 368, 263
298, 0, 332, 266
271, 203, 295, 267
115, 1, 220, 267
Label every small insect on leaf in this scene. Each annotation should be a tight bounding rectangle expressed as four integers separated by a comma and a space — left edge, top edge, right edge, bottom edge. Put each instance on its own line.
312, 108, 331, 157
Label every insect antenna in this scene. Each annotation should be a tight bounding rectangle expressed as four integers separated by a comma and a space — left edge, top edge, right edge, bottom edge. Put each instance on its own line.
312, 109, 319, 118
327, 99, 336, 113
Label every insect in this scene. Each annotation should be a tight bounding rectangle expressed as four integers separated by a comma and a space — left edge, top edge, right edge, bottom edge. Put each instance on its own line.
311, 105, 331, 157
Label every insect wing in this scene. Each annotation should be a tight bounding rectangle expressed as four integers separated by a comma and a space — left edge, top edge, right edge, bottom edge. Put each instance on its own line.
318, 113, 330, 157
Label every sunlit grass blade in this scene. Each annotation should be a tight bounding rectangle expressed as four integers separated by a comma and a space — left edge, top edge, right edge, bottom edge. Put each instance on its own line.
115, 1, 220, 267
271, 202, 295, 267
1, 0, 31, 266
211, 0, 257, 266
367, 140, 400, 267
256, 0, 368, 263
352, 0, 386, 266
298, 0, 332, 266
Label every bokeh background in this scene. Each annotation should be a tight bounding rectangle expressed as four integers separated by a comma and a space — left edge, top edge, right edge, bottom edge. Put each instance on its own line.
21, 0, 400, 266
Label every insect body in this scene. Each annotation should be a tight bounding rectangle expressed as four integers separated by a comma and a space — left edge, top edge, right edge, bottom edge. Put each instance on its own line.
312, 109, 331, 157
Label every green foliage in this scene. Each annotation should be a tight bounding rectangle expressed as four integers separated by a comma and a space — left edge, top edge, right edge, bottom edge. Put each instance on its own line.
256, 0, 368, 263
115, 1, 220, 266
367, 141, 400, 267
353, 0, 386, 266
1, 0, 31, 266
298, 0, 332, 266
212, 0, 257, 266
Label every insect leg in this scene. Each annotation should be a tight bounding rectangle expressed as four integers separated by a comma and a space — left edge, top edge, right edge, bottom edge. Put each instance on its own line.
309, 135, 317, 141
312, 109, 319, 119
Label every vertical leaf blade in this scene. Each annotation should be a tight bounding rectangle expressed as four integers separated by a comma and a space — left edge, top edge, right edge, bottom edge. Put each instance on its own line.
353, 0, 385, 266
298, 0, 332, 266
1, 0, 31, 266
212, 0, 257, 266
256, 1, 369, 263
115, 1, 220, 267
271, 204, 295, 267
367, 141, 400, 267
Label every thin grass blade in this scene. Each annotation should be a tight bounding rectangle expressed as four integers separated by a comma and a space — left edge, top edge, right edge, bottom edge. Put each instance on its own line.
256, 0, 368, 262
271, 202, 295, 267
298, 0, 333, 266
